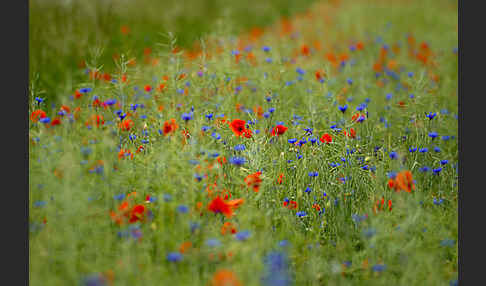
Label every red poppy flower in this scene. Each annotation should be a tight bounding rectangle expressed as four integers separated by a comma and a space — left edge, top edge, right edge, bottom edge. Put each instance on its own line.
283, 200, 298, 209
244, 171, 262, 192
271, 125, 288, 136
30, 109, 46, 122
320, 133, 332, 144
129, 204, 146, 223
51, 117, 61, 126
163, 119, 178, 135
208, 196, 244, 218
144, 85, 152, 92
211, 269, 241, 286
277, 173, 284, 184
120, 119, 134, 131
301, 44, 310, 56
229, 119, 247, 137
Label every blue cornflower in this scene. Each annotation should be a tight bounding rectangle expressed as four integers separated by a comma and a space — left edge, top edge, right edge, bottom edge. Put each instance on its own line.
114, 194, 126, 200
419, 147, 428, 153
206, 239, 221, 247
386, 93, 393, 100
409, 147, 417, 153
329, 162, 340, 168
205, 113, 213, 120
288, 138, 298, 144
181, 112, 193, 121
442, 135, 450, 141
419, 166, 430, 172
167, 252, 182, 262
201, 126, 211, 132
235, 231, 251, 241
39, 117, 51, 124
296, 67, 306, 75
428, 132, 438, 139
338, 104, 348, 113
308, 171, 318, 177
440, 160, 449, 165
177, 205, 189, 213
440, 239, 455, 247
262, 46, 271, 52
229, 157, 246, 166
426, 112, 437, 120
434, 146, 441, 152
363, 227, 376, 238
372, 264, 387, 272
268, 107, 276, 113
265, 58, 273, 63
234, 144, 246, 151
211, 132, 221, 140
305, 187, 312, 193
82, 274, 107, 286
35, 97, 44, 104
433, 198, 444, 205
141, 139, 149, 144
296, 211, 307, 217
347, 78, 353, 85
79, 87, 92, 93
387, 172, 397, 179
309, 137, 317, 144
33, 201, 46, 208
389, 151, 398, 159
408, 72, 414, 77
104, 99, 117, 106
194, 173, 203, 182
433, 167, 442, 174
262, 252, 292, 286
409, 94, 415, 99
361, 165, 369, 170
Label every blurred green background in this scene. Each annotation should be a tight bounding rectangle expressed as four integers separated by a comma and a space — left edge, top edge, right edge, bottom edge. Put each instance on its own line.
29, 0, 316, 104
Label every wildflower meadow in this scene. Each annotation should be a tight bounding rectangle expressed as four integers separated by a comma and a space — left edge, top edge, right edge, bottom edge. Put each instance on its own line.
29, 0, 458, 285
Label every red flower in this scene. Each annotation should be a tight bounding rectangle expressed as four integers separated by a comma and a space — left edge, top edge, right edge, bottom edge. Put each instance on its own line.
30, 109, 46, 122
120, 119, 134, 131
144, 85, 152, 92
129, 204, 146, 223
244, 171, 262, 192
51, 117, 61, 126
277, 173, 284, 184
283, 200, 297, 209
344, 128, 356, 138
208, 196, 244, 218
163, 119, 178, 135
320, 133, 332, 144
271, 125, 288, 136
229, 119, 247, 137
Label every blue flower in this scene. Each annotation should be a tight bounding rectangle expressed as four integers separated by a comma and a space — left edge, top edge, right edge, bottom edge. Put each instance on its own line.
434, 146, 441, 152
262, 252, 292, 286
386, 93, 393, 100
338, 104, 348, 113
296, 67, 306, 75
262, 46, 271, 52
419, 148, 428, 153
39, 117, 51, 124
372, 264, 387, 272
229, 157, 246, 166
433, 167, 442, 174
347, 78, 353, 85
440, 239, 455, 247
177, 205, 189, 213
288, 138, 298, 144
308, 171, 318, 177
234, 144, 246, 151
442, 135, 450, 141
296, 211, 307, 217
211, 132, 221, 140
389, 151, 398, 159
387, 172, 397, 179
114, 194, 126, 200
167, 252, 182, 262
305, 187, 312, 193
33, 201, 46, 208
440, 159, 449, 165
408, 72, 414, 77
206, 239, 221, 247
419, 166, 430, 172
426, 112, 437, 120
235, 231, 251, 241
35, 97, 44, 104
79, 87, 92, 93
181, 112, 193, 121
269, 107, 276, 113
428, 132, 438, 139
433, 198, 444, 205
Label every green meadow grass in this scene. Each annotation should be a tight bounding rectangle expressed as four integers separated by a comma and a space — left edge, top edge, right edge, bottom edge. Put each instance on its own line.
29, 0, 458, 285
